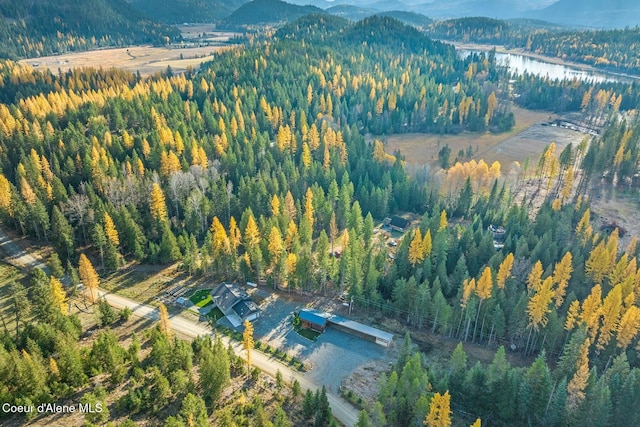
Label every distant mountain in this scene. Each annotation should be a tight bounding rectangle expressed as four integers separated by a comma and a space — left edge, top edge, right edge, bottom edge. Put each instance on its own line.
376, 11, 433, 28
528, 0, 640, 28
326, 5, 376, 21
0, 0, 179, 59
128, 0, 248, 23
224, 0, 325, 26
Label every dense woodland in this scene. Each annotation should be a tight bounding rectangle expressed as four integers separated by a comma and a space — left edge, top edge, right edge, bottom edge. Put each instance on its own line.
0, 266, 311, 426
0, 0, 179, 59
129, 0, 246, 24
426, 17, 640, 75
0, 13, 640, 426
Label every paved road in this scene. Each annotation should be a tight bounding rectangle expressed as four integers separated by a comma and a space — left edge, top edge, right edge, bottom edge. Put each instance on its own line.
0, 225, 359, 426
102, 290, 359, 426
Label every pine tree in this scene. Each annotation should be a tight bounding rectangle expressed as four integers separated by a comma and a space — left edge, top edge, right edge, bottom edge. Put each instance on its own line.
79, 253, 100, 304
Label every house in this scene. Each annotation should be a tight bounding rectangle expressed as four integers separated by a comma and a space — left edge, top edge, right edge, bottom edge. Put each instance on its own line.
389, 215, 410, 232
211, 282, 261, 327
298, 309, 331, 332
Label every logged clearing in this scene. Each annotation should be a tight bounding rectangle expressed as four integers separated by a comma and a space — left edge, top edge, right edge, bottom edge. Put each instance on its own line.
20, 45, 232, 76
383, 107, 572, 169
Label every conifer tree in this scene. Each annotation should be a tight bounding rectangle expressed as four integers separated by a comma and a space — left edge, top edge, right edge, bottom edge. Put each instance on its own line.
158, 302, 172, 339
79, 253, 100, 303
242, 319, 254, 377
409, 228, 424, 266
424, 391, 452, 427
496, 253, 514, 289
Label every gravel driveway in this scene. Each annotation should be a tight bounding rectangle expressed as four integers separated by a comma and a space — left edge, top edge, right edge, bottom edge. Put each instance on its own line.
219, 287, 395, 394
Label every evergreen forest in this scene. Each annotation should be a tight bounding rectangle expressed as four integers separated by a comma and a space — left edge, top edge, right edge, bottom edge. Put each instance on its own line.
0, 12, 639, 427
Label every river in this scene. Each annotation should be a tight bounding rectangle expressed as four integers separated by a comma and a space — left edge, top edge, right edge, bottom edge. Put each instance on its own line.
458, 48, 637, 84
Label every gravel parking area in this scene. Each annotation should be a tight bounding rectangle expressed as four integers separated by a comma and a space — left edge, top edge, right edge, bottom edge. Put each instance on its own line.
218, 287, 396, 394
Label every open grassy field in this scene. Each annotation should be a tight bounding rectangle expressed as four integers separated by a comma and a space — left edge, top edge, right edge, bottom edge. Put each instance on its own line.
383, 106, 575, 170
20, 44, 232, 76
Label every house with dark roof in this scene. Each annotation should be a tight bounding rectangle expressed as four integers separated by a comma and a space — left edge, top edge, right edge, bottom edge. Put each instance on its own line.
389, 215, 410, 232
211, 282, 260, 327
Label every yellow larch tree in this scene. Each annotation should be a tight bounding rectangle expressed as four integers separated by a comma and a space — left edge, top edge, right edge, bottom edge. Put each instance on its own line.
271, 194, 281, 217
527, 276, 554, 331
50, 276, 68, 315
0, 173, 13, 214
576, 208, 591, 241
150, 182, 168, 223
526, 261, 543, 293
284, 191, 296, 220
596, 284, 623, 351
210, 216, 230, 257
470, 419, 481, 427
476, 267, 493, 301
78, 253, 100, 304
408, 228, 424, 266
461, 278, 476, 309
553, 252, 573, 307
103, 212, 119, 247
158, 302, 172, 339
268, 226, 284, 288
439, 210, 448, 231
302, 142, 312, 169
244, 213, 261, 249
304, 187, 314, 229
422, 229, 432, 257
424, 391, 452, 427
496, 253, 514, 289
565, 300, 582, 331
228, 216, 242, 256
243, 319, 254, 376
581, 284, 603, 341
616, 306, 640, 350
566, 337, 590, 412
585, 240, 613, 284
285, 220, 298, 251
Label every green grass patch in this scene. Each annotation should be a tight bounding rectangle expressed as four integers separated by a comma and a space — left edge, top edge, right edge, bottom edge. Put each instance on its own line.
189, 289, 213, 308
292, 313, 321, 341
206, 306, 224, 321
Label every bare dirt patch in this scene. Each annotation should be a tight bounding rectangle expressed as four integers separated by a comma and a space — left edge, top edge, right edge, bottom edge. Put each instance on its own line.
20, 45, 233, 76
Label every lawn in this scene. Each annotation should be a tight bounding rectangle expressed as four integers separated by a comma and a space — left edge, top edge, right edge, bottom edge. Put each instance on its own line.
292, 313, 321, 341
189, 289, 213, 308
206, 306, 225, 322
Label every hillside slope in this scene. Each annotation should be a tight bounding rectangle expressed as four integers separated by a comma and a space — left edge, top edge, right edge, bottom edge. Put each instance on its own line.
129, 0, 248, 23
529, 0, 640, 28
0, 0, 179, 59
224, 0, 325, 26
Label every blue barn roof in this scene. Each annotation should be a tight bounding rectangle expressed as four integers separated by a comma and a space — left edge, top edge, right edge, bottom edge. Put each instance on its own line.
299, 309, 331, 327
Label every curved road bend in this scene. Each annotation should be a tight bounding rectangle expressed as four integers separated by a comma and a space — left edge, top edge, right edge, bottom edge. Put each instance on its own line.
0, 225, 358, 426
